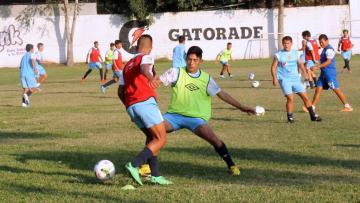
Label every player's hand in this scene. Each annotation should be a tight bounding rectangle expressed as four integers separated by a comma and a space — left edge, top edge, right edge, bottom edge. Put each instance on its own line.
239, 106, 256, 115
149, 76, 161, 89
311, 65, 319, 71
272, 79, 278, 86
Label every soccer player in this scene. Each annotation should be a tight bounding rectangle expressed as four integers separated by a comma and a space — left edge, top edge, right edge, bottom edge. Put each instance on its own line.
101, 40, 123, 93
310, 34, 353, 112
34, 43, 51, 87
216, 42, 233, 78
302, 31, 320, 88
20, 44, 38, 107
81, 41, 104, 83
271, 36, 322, 123
118, 35, 173, 185
147, 46, 256, 176
103, 42, 115, 81
172, 35, 186, 68
338, 29, 354, 73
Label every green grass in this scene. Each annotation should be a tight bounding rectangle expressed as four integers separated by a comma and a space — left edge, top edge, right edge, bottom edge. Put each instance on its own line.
0, 56, 359, 202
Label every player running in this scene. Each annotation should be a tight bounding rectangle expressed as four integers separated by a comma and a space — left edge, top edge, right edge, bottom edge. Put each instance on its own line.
101, 40, 123, 93
118, 35, 173, 186
147, 46, 256, 176
302, 31, 320, 88
34, 43, 51, 87
271, 36, 322, 123
310, 34, 353, 112
20, 44, 38, 108
338, 29, 354, 73
216, 42, 233, 78
172, 35, 186, 68
103, 42, 115, 81
81, 41, 104, 83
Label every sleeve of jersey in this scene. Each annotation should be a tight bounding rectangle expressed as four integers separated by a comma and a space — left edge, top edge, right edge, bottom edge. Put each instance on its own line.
207, 77, 221, 96
326, 49, 336, 59
113, 51, 118, 60
306, 42, 313, 50
119, 71, 124, 85
141, 55, 155, 65
159, 68, 179, 87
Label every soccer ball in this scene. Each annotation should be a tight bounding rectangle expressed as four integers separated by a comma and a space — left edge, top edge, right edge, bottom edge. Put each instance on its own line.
255, 106, 265, 116
94, 160, 115, 181
251, 80, 260, 88
248, 73, 255, 80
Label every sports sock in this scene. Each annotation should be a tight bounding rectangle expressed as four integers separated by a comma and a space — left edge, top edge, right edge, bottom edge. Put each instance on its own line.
214, 142, 235, 168
307, 106, 317, 118
148, 156, 160, 177
103, 79, 116, 88
287, 112, 294, 119
99, 69, 104, 80
131, 147, 153, 168
83, 69, 92, 79
26, 92, 32, 97
309, 81, 314, 88
312, 77, 317, 85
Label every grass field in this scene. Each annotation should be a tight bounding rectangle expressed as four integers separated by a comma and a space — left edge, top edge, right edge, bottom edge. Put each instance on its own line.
0, 56, 359, 202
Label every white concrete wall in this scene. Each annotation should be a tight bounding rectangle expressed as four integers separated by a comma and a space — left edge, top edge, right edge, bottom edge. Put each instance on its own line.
0, 4, 355, 67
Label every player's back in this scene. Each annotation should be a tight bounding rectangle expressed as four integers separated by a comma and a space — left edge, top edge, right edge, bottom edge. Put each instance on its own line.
20, 52, 34, 77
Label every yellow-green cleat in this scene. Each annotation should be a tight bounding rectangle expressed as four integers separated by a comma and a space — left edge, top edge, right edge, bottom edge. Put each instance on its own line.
125, 162, 143, 186
229, 166, 241, 176
150, 176, 174, 185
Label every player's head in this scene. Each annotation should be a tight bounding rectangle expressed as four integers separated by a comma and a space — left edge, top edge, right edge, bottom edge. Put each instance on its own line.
136, 34, 152, 54
318, 34, 329, 48
178, 35, 185, 44
227, 42, 232, 49
110, 42, 115, 49
37, 43, 44, 51
115, 40, 122, 49
94, 41, 99, 48
25, 44, 34, 52
302, 30, 311, 39
282, 36, 293, 51
342, 29, 349, 37
186, 46, 203, 73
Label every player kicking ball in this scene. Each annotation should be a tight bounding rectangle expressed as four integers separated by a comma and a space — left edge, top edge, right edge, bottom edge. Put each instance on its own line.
118, 35, 173, 186
310, 34, 353, 112
145, 46, 256, 176
271, 36, 322, 123
81, 41, 104, 84
20, 44, 39, 107
101, 40, 123, 93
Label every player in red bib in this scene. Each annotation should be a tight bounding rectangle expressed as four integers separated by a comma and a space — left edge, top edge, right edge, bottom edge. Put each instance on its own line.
118, 35, 172, 186
81, 41, 104, 84
302, 31, 320, 88
101, 40, 123, 93
338, 29, 354, 73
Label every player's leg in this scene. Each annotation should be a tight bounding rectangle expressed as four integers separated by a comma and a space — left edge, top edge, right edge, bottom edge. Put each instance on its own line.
220, 62, 226, 78
285, 94, 295, 123
332, 88, 353, 112
297, 92, 322, 121
39, 73, 48, 84
81, 63, 93, 82
227, 64, 233, 77
96, 63, 104, 83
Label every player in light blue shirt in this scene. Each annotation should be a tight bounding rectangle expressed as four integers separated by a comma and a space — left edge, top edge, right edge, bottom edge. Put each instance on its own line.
20, 44, 38, 107
172, 35, 186, 68
271, 36, 321, 123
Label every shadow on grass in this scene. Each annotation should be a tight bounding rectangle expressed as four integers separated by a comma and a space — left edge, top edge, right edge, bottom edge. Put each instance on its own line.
0, 131, 61, 141
334, 144, 360, 148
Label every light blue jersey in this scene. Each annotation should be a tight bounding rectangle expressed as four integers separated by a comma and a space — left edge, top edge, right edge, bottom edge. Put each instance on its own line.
20, 52, 35, 77
275, 49, 300, 81
172, 44, 186, 68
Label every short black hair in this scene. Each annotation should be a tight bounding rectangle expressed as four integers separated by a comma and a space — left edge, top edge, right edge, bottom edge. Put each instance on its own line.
115, 40, 122, 45
37, 42, 43, 49
282, 36, 293, 43
343, 29, 349, 34
227, 42, 232, 46
318, 34, 328, 41
25, 44, 33, 52
187, 46, 203, 59
110, 43, 115, 46
137, 34, 152, 47
94, 41, 98, 45
302, 30, 311, 38
178, 35, 185, 43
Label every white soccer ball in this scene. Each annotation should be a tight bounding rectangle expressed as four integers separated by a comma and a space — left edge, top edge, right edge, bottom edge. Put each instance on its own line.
94, 160, 115, 181
248, 73, 255, 80
251, 80, 260, 88
255, 106, 265, 116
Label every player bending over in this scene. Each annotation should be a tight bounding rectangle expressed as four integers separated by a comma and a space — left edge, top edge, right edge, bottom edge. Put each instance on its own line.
34, 43, 52, 87
103, 42, 115, 81
302, 30, 320, 89
101, 40, 123, 93
144, 45, 256, 176
338, 29, 354, 73
118, 35, 173, 186
81, 41, 104, 83
310, 34, 353, 112
20, 44, 39, 108
216, 42, 233, 78
271, 36, 322, 123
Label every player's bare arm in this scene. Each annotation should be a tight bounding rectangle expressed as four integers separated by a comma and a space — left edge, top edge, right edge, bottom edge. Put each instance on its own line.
270, 57, 278, 86
86, 53, 89, 64
298, 59, 309, 80
311, 58, 331, 71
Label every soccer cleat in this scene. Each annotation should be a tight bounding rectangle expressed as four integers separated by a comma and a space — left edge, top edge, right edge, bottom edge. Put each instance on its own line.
287, 117, 295, 123
23, 94, 30, 105
220, 75, 225, 79
229, 166, 241, 176
139, 164, 151, 177
100, 85, 107, 94
229, 74, 234, 78
341, 106, 353, 112
80, 78, 86, 84
21, 102, 29, 108
311, 115, 322, 122
125, 162, 143, 186
150, 176, 173, 185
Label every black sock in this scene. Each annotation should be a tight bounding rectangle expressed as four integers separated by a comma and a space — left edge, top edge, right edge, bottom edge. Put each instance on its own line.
148, 156, 160, 177
22, 96, 25, 103
287, 112, 294, 119
103, 79, 116, 88
99, 69, 104, 80
104, 70, 108, 80
312, 77, 317, 84
309, 81, 314, 87
131, 147, 153, 168
83, 69, 92, 79
307, 106, 316, 118
345, 60, 350, 70
214, 142, 235, 168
